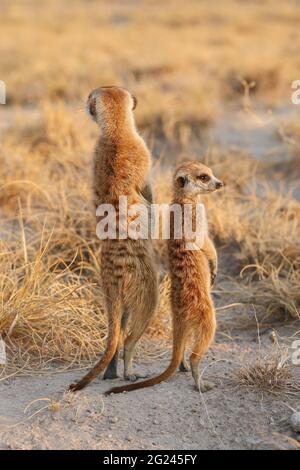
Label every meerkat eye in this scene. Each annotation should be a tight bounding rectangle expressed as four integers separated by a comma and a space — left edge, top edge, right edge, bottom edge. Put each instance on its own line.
132, 95, 138, 110
89, 99, 97, 117
197, 174, 210, 182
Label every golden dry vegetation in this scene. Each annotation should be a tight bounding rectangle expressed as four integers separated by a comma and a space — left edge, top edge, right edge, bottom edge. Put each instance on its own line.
0, 0, 299, 377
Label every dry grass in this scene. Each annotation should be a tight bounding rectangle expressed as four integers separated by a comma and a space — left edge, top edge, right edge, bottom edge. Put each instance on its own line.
238, 351, 300, 397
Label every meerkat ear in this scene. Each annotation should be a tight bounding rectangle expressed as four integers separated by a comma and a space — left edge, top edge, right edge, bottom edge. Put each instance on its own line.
177, 176, 187, 188
131, 95, 138, 110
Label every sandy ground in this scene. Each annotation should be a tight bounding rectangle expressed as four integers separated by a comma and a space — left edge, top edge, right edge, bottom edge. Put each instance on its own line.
1, 293, 300, 450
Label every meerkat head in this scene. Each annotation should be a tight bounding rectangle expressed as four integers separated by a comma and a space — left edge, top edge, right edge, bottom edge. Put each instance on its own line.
174, 161, 223, 196
86, 86, 137, 130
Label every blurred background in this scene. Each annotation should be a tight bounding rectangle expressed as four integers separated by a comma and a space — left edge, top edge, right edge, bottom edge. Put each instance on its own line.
1, 0, 300, 140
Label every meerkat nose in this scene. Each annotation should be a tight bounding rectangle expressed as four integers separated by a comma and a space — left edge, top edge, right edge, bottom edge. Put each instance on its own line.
215, 181, 223, 189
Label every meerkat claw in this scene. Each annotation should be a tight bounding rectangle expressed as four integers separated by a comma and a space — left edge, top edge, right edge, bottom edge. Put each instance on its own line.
125, 373, 149, 382
197, 380, 216, 393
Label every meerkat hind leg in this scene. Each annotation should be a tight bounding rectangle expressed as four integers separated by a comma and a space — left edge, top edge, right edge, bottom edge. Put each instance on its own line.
103, 310, 129, 380
189, 331, 215, 393
179, 341, 189, 372
123, 340, 150, 382
190, 357, 215, 392
123, 270, 158, 382
103, 354, 119, 380
123, 312, 153, 382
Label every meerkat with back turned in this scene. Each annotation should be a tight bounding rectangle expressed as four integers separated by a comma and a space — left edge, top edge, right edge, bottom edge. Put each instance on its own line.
70, 86, 158, 392
106, 161, 223, 395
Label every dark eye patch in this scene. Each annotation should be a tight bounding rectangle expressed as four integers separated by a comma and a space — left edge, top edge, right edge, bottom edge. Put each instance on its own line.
197, 174, 210, 182
132, 95, 137, 110
89, 98, 97, 117
177, 176, 186, 188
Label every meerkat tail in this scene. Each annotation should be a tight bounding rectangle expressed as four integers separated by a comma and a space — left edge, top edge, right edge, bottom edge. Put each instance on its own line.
69, 307, 122, 392
105, 327, 187, 395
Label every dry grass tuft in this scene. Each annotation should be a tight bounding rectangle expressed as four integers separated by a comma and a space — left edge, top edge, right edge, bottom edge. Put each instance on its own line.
238, 351, 300, 397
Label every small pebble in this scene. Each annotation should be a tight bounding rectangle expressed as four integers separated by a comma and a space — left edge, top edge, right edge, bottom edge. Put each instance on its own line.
291, 412, 300, 433
109, 416, 119, 424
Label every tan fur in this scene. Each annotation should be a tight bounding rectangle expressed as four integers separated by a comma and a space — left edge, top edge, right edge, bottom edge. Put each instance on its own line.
69, 86, 158, 391
106, 161, 223, 395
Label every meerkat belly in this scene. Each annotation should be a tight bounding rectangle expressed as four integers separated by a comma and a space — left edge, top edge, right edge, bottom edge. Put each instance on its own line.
169, 249, 211, 313
101, 239, 152, 279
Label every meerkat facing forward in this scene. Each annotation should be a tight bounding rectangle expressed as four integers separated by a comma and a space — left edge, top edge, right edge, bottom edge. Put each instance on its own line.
106, 161, 223, 395
70, 86, 158, 392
